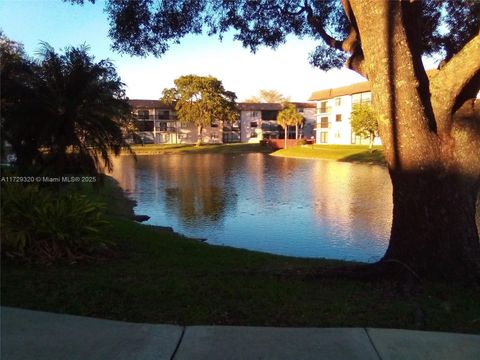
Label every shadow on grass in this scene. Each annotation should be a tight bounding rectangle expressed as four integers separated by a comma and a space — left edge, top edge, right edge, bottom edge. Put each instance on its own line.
339, 150, 386, 165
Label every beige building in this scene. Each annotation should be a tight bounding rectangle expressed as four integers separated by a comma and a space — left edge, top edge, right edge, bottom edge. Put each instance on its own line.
309, 82, 382, 145
128, 99, 235, 145
237, 102, 316, 143
129, 100, 315, 145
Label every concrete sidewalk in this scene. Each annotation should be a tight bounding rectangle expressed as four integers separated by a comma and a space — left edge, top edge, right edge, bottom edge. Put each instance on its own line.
1, 307, 479, 359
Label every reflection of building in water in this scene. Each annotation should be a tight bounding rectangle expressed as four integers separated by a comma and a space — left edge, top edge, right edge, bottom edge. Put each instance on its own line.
310, 160, 392, 246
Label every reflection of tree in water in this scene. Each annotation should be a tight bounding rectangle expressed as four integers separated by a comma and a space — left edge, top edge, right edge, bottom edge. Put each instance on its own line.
162, 155, 237, 228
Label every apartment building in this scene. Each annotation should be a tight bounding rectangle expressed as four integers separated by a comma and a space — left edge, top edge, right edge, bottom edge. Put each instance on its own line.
309, 82, 382, 145
128, 99, 234, 145
129, 100, 315, 145
237, 102, 316, 143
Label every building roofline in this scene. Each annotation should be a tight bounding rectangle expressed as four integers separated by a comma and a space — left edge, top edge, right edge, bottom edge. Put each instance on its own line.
309, 69, 439, 101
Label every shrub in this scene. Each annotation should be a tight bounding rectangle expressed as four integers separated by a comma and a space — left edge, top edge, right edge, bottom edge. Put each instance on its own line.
1, 184, 111, 263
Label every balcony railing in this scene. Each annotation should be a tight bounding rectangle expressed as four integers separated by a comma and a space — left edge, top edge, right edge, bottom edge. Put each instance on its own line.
134, 114, 177, 121
317, 106, 332, 115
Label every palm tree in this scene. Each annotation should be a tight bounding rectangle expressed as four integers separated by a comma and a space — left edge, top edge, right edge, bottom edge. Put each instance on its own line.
277, 103, 303, 149
34, 43, 134, 175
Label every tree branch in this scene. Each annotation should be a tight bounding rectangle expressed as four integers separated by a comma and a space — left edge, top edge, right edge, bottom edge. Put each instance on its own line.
304, 0, 366, 76
304, 4, 344, 51
430, 33, 480, 133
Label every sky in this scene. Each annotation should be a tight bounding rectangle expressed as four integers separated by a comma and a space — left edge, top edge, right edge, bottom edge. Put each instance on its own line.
0, 0, 427, 102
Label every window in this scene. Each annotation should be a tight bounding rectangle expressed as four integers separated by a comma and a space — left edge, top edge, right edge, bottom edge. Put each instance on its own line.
362, 92, 372, 103
158, 122, 167, 132
261, 121, 278, 132
210, 121, 219, 128
352, 92, 371, 104
137, 121, 154, 131
250, 111, 259, 117
261, 110, 278, 120
320, 101, 328, 113
211, 133, 218, 140
335, 97, 341, 106
157, 110, 169, 119
250, 132, 258, 138
137, 110, 149, 119
250, 121, 258, 128
298, 108, 304, 113
352, 94, 361, 105
320, 117, 329, 128
320, 132, 328, 143
336, 114, 342, 122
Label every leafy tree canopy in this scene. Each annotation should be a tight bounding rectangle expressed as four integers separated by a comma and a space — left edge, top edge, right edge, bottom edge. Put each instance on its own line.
67, 0, 479, 73
161, 75, 238, 143
350, 103, 378, 150
277, 103, 303, 129
244, 89, 290, 103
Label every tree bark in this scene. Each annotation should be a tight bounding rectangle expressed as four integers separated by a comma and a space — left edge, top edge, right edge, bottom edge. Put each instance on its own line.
349, 0, 480, 280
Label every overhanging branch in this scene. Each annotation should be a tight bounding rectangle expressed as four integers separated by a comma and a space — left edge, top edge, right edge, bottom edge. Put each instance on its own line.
430, 33, 480, 133
304, 0, 365, 76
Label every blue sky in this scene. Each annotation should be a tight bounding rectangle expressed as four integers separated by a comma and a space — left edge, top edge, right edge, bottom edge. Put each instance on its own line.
1, 0, 389, 101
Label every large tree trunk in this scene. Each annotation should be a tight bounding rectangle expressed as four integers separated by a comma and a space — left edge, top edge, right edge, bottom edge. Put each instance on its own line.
386, 170, 480, 278
350, 0, 480, 279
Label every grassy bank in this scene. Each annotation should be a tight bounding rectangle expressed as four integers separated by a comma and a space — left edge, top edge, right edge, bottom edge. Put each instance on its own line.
2, 178, 479, 333
125, 143, 273, 155
272, 145, 385, 165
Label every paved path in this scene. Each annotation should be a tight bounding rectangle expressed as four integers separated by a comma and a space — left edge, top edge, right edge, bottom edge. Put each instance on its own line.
2, 307, 479, 359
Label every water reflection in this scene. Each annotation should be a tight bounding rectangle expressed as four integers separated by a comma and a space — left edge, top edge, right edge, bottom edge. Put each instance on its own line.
110, 154, 394, 262
111, 155, 237, 229
111, 154, 480, 261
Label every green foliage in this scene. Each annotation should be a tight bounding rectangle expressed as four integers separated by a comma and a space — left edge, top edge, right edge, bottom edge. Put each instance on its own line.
350, 103, 378, 149
161, 75, 238, 144
1, 37, 134, 175
1, 184, 110, 263
277, 103, 303, 129
80, 1, 479, 75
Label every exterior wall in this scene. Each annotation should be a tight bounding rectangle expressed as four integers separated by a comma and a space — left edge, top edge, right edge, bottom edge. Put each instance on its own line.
130, 101, 314, 145
239, 105, 316, 143
240, 110, 266, 143
315, 92, 382, 146
133, 106, 223, 145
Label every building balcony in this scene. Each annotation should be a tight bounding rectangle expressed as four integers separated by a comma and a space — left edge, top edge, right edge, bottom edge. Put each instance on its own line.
134, 114, 177, 121
317, 106, 332, 115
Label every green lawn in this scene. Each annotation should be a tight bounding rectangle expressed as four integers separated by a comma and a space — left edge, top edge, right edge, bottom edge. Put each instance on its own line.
126, 143, 273, 155
2, 177, 479, 333
272, 145, 385, 165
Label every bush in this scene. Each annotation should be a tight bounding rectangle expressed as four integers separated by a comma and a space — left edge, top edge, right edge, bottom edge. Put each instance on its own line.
1, 184, 111, 263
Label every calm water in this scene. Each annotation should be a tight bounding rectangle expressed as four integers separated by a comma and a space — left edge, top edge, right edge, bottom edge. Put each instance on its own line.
110, 154, 395, 262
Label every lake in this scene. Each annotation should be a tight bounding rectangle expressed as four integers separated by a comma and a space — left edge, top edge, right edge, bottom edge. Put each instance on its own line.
110, 153, 395, 262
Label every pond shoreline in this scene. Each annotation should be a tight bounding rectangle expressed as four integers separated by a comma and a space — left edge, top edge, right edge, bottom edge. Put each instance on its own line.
107, 176, 209, 243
